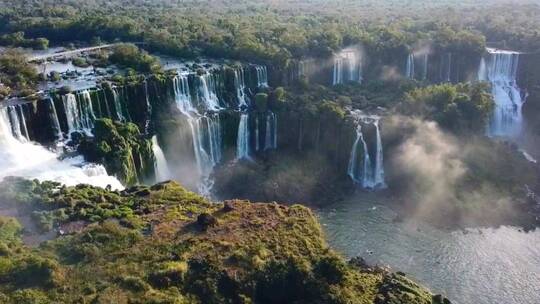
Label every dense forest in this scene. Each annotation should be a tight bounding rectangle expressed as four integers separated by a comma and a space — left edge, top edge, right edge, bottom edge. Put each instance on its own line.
1, 0, 539, 66
1, 1, 540, 303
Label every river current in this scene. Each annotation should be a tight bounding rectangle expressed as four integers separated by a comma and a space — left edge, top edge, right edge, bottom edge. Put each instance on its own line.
317, 193, 540, 304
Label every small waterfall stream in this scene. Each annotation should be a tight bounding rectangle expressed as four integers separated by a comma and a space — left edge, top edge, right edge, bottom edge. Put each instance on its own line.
151, 135, 170, 182
236, 113, 251, 159
405, 53, 415, 79
347, 113, 386, 189
255, 66, 269, 88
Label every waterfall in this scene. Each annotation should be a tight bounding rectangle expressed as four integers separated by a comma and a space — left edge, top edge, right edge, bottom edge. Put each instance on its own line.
236, 113, 250, 159
333, 49, 362, 85
0, 106, 123, 189
151, 135, 170, 182
173, 73, 196, 114
172, 75, 223, 195
112, 87, 126, 121
256, 66, 269, 88
422, 54, 428, 80
189, 114, 222, 195
373, 120, 385, 185
255, 117, 260, 151
63, 93, 80, 135
406, 53, 415, 79
62, 91, 95, 136
264, 111, 277, 150
79, 90, 96, 131
143, 80, 152, 134
347, 114, 385, 189
479, 48, 524, 137
45, 98, 63, 141
333, 57, 343, 85
197, 73, 221, 111
234, 68, 248, 109
7, 105, 28, 142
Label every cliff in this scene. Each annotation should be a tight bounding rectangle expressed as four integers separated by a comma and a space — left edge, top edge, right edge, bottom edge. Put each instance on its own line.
0, 177, 447, 303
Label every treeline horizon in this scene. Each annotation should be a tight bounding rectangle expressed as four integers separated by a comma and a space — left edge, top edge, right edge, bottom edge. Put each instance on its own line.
0, 0, 539, 67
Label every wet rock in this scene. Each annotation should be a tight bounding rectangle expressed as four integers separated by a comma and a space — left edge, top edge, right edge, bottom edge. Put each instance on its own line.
197, 213, 217, 230
433, 294, 452, 304
223, 201, 235, 212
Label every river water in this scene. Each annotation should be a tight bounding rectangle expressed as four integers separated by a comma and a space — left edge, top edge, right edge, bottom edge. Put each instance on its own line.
317, 193, 540, 304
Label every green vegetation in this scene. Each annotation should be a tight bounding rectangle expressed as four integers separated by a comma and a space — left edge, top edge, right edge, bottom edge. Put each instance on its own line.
0, 177, 446, 303
401, 83, 494, 133
0, 49, 38, 97
109, 43, 162, 74
78, 119, 155, 186
0, 31, 49, 50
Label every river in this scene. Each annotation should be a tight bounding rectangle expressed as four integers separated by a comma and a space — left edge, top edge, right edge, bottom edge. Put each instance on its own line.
317, 193, 540, 304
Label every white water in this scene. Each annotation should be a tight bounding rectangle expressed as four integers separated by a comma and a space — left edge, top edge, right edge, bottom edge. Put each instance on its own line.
333, 49, 362, 85
264, 112, 277, 150
234, 68, 249, 109
7, 105, 28, 142
422, 53, 428, 80
255, 117, 260, 151
45, 98, 63, 141
62, 90, 96, 136
347, 113, 385, 189
236, 113, 251, 159
111, 87, 126, 121
173, 72, 223, 195
173, 73, 197, 114
0, 106, 123, 189
405, 53, 415, 79
255, 66, 269, 88
151, 135, 170, 182
197, 73, 221, 112
479, 49, 525, 137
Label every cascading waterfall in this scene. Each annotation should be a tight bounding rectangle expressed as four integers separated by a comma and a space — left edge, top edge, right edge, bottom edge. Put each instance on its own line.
405, 53, 415, 78
333, 49, 362, 85
173, 73, 196, 114
422, 54, 428, 80
111, 87, 126, 121
347, 114, 385, 189
62, 91, 96, 136
0, 106, 123, 189
189, 114, 222, 195
333, 57, 343, 85
236, 113, 251, 159
7, 105, 28, 142
264, 111, 277, 150
78, 90, 96, 131
143, 80, 152, 134
151, 135, 170, 182
479, 48, 524, 137
63, 93, 81, 135
234, 68, 249, 109
255, 66, 269, 88
173, 78, 222, 194
197, 73, 221, 111
45, 98, 63, 141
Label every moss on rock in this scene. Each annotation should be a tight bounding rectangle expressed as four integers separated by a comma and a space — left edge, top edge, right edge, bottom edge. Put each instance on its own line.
0, 178, 442, 303
79, 118, 155, 186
